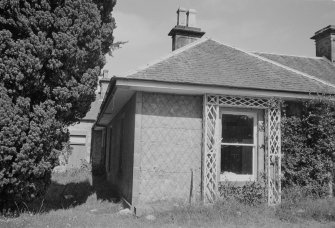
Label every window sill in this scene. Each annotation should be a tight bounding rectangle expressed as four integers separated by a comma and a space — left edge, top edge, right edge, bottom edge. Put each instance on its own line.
220, 172, 255, 182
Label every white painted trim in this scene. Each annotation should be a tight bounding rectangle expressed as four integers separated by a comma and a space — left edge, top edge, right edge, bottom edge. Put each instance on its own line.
209, 39, 335, 89
219, 110, 258, 182
220, 173, 255, 182
116, 79, 327, 100
222, 143, 256, 146
201, 94, 207, 201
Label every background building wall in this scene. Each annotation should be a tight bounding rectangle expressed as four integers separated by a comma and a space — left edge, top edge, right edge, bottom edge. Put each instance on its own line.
68, 121, 94, 167
67, 71, 110, 169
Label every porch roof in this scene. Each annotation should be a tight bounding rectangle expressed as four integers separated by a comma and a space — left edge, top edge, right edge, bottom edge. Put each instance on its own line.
82, 97, 102, 121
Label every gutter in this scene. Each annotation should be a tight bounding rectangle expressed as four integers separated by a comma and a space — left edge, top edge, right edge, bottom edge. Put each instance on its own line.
116, 77, 333, 97
95, 77, 117, 126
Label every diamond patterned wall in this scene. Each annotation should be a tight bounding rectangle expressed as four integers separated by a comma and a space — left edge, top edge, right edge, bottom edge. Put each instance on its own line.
138, 93, 203, 203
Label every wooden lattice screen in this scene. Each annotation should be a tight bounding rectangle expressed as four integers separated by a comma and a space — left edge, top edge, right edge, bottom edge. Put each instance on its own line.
266, 108, 282, 205
203, 96, 219, 202
203, 94, 281, 206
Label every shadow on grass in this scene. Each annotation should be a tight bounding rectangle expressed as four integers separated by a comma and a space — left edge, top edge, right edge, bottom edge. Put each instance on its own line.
25, 169, 120, 213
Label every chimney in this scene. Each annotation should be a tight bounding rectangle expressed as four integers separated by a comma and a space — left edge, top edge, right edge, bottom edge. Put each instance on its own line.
99, 70, 111, 99
168, 8, 205, 51
103, 69, 108, 78
311, 25, 335, 63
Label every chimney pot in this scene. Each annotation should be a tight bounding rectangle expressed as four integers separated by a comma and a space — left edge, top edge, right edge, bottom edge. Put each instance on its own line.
98, 71, 111, 99
187, 9, 197, 27
177, 8, 187, 26
103, 69, 109, 78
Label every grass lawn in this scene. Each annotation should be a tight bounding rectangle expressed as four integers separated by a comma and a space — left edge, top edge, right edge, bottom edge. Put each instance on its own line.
1, 168, 335, 228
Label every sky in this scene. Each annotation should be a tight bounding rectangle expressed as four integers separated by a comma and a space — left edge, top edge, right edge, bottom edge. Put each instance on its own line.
103, 0, 335, 77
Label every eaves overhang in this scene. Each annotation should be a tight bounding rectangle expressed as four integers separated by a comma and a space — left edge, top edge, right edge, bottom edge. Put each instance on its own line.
116, 77, 335, 98
94, 77, 333, 129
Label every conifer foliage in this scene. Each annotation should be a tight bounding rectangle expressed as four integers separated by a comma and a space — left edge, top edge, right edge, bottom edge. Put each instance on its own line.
0, 0, 117, 207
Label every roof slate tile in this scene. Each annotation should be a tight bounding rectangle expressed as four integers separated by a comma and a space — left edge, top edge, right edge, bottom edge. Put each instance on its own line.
128, 39, 335, 94
255, 53, 335, 85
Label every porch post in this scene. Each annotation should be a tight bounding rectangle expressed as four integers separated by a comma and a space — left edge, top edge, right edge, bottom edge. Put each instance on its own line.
203, 95, 219, 203
266, 103, 282, 206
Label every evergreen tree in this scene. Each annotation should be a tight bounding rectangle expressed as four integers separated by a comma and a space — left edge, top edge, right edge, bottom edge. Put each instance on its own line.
0, 0, 117, 207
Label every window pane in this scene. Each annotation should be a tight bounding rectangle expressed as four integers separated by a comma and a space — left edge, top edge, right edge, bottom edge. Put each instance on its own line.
222, 114, 253, 144
221, 145, 252, 175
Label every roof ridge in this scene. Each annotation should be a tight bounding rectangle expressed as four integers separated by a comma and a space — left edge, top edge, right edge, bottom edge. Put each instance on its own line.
123, 37, 211, 78
254, 51, 324, 59
209, 39, 335, 89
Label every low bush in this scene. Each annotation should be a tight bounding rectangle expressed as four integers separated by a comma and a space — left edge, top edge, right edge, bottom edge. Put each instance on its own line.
282, 185, 329, 204
218, 180, 266, 206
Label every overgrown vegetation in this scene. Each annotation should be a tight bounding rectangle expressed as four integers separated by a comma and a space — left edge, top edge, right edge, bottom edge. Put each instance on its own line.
0, 0, 118, 209
219, 180, 266, 206
1, 168, 335, 228
216, 97, 335, 206
281, 98, 335, 197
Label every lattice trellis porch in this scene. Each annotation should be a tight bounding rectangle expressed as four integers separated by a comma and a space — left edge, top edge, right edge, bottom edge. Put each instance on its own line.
203, 94, 281, 206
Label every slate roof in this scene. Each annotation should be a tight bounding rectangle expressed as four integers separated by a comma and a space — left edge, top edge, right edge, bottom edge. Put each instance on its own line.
82, 98, 102, 121
127, 39, 335, 94
255, 53, 335, 86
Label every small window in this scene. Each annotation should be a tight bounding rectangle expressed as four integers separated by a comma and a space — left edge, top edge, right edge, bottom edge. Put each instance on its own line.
220, 111, 257, 181
69, 135, 86, 145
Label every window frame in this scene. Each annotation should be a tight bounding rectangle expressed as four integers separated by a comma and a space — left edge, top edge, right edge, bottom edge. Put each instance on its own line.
219, 110, 258, 182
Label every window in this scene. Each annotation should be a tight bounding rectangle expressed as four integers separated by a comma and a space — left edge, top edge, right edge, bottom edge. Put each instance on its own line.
69, 135, 86, 145
220, 111, 257, 181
